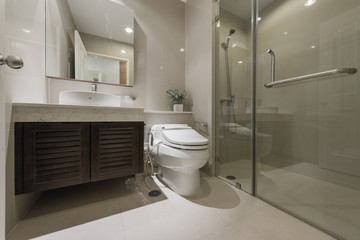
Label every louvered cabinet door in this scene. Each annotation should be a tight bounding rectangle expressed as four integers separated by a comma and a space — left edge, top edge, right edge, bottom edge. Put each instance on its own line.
91, 122, 143, 181
20, 122, 90, 193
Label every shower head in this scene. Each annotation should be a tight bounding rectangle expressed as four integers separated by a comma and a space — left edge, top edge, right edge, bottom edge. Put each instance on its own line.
229, 28, 235, 36
222, 29, 236, 50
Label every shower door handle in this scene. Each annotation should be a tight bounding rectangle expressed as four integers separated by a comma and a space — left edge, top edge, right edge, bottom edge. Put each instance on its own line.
266, 49, 275, 84
0, 54, 24, 69
264, 49, 357, 88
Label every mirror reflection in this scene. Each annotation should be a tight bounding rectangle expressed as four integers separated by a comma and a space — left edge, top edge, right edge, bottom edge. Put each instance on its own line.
46, 0, 134, 86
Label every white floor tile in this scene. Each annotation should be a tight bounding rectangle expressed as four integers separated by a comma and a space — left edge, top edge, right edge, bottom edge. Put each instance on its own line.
32, 215, 126, 240
7, 175, 338, 240
232, 205, 336, 240
198, 225, 244, 240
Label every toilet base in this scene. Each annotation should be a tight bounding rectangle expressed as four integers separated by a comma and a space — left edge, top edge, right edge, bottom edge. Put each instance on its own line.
158, 166, 200, 197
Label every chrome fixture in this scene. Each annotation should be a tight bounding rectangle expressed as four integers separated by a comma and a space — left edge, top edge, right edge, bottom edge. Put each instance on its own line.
266, 49, 275, 84
265, 68, 358, 88
265, 49, 357, 88
221, 29, 236, 99
195, 120, 208, 127
221, 29, 236, 50
220, 28, 236, 122
221, 29, 237, 125
91, 83, 97, 92
0, 54, 24, 69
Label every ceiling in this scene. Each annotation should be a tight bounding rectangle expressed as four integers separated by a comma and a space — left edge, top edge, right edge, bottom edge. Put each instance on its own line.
221, 0, 275, 20
67, 0, 134, 44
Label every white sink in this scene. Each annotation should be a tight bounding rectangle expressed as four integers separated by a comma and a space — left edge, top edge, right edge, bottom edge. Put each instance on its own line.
59, 90, 121, 107
246, 106, 279, 114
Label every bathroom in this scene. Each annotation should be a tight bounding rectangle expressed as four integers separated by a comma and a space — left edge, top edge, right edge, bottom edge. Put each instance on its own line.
0, 0, 359, 239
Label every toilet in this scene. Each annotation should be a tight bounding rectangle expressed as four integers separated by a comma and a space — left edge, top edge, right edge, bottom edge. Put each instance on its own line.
149, 124, 209, 197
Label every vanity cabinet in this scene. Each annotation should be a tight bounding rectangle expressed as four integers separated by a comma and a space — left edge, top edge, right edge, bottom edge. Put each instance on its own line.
15, 121, 144, 195
91, 122, 141, 182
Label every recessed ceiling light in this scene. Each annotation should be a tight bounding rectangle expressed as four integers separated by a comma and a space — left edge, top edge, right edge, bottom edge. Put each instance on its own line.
238, 61, 243, 64
121, 50, 126, 54
283, 31, 288, 35
304, 0, 316, 7
311, 45, 316, 49
180, 48, 185, 52
125, 27, 133, 33
22, 28, 31, 33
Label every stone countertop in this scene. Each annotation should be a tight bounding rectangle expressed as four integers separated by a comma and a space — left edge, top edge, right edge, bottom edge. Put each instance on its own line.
13, 103, 144, 122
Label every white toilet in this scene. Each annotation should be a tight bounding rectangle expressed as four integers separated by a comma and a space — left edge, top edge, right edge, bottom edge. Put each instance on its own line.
149, 124, 209, 197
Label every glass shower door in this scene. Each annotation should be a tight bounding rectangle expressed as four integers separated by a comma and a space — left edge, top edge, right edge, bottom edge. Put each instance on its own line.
256, 0, 360, 239
215, 0, 253, 193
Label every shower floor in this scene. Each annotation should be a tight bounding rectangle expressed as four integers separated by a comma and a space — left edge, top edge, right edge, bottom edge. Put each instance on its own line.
218, 159, 360, 240
218, 159, 252, 193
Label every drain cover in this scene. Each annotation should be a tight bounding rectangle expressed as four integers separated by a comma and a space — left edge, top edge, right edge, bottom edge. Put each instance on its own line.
148, 190, 162, 197
226, 175, 236, 180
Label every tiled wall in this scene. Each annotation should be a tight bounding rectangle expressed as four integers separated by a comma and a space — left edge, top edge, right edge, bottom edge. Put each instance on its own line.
185, 0, 214, 172
2, 0, 47, 236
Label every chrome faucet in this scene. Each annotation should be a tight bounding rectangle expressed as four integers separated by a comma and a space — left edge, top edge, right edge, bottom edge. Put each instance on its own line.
91, 84, 97, 92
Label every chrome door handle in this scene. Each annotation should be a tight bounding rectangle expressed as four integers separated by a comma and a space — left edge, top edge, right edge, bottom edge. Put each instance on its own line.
0, 54, 24, 69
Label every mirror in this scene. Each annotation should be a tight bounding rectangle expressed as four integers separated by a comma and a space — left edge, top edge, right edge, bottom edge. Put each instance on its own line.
46, 0, 134, 86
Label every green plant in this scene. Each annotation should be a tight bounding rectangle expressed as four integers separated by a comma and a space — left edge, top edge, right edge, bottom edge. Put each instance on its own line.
166, 89, 187, 104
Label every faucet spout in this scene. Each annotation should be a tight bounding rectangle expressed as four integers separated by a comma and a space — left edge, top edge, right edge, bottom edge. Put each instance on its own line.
91, 84, 97, 92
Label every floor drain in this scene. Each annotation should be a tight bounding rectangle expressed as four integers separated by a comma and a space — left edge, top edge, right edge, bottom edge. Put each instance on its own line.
148, 190, 162, 197
226, 175, 236, 180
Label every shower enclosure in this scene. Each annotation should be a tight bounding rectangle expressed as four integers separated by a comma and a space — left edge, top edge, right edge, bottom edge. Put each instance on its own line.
215, 1, 360, 240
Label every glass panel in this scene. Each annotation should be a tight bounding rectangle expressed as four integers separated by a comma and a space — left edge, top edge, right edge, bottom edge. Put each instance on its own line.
215, 0, 253, 193
256, 0, 360, 239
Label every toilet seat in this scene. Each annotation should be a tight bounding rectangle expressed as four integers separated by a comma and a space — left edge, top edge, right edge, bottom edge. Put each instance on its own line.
162, 129, 208, 150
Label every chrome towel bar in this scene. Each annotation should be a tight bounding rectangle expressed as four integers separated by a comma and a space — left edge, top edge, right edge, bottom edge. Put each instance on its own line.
264, 49, 358, 88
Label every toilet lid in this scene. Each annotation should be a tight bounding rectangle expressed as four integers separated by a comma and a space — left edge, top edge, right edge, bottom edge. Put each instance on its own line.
162, 129, 208, 148
151, 124, 191, 131
162, 138, 208, 150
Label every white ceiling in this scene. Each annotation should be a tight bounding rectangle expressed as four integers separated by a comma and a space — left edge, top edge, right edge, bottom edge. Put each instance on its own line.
67, 0, 134, 44
221, 0, 274, 20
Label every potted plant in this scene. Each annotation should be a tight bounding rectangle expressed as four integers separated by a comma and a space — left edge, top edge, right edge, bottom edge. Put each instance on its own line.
166, 89, 187, 112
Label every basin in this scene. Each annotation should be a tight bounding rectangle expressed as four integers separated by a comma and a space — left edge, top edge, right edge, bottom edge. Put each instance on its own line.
59, 90, 121, 107
245, 106, 279, 114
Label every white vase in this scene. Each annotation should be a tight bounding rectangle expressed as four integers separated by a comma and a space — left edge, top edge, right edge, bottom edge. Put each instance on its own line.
173, 104, 183, 112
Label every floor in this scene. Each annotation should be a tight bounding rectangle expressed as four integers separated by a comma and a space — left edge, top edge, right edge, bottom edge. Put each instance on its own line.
218, 159, 252, 193
7, 173, 337, 240
7, 174, 166, 240
219, 158, 360, 240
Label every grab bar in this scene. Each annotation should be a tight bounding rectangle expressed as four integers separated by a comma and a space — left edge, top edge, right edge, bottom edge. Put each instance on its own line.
264, 49, 358, 88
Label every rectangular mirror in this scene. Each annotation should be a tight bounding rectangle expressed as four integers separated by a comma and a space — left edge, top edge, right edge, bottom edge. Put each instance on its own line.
46, 0, 134, 86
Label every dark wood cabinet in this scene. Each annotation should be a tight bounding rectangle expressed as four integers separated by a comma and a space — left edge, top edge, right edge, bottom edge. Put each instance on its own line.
15, 121, 144, 195
91, 122, 141, 182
